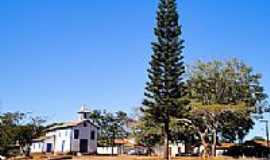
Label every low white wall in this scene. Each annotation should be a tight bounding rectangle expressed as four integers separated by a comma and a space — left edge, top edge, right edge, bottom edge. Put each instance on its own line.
169, 143, 185, 157
97, 147, 118, 155
216, 149, 227, 156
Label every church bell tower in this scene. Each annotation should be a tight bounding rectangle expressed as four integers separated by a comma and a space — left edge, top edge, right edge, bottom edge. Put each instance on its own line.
78, 105, 91, 120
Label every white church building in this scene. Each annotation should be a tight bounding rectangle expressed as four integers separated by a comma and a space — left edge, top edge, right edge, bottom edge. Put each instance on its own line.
31, 106, 98, 154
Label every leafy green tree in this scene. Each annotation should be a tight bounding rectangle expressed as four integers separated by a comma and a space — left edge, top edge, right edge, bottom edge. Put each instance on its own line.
0, 112, 45, 157
170, 117, 198, 154
15, 116, 45, 156
132, 114, 162, 155
89, 110, 103, 127
185, 59, 268, 157
141, 0, 189, 159
90, 110, 128, 155
0, 112, 25, 156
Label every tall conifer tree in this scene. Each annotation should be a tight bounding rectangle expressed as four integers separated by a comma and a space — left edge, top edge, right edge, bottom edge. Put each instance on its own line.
142, 0, 189, 159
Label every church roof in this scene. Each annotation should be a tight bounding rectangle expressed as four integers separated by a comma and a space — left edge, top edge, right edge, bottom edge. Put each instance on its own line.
46, 119, 98, 131
32, 135, 54, 142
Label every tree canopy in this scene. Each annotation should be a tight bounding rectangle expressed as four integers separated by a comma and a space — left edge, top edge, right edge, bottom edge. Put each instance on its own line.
89, 109, 129, 153
185, 58, 268, 157
0, 112, 45, 157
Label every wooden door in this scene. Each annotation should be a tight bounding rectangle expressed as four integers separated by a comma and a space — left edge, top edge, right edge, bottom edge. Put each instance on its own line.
79, 139, 88, 153
46, 143, 52, 153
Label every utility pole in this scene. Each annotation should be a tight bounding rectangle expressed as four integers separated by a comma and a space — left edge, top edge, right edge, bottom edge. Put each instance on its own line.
260, 120, 269, 148
260, 119, 269, 158
265, 120, 270, 148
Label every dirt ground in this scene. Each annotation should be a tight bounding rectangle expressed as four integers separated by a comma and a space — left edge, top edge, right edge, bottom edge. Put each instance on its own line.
66, 156, 251, 160
71, 156, 257, 160
73, 156, 162, 160
27, 155, 258, 160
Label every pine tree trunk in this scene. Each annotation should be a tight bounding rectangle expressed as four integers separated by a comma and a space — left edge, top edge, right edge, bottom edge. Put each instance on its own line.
212, 129, 217, 157
163, 121, 169, 160
111, 142, 114, 156
111, 134, 115, 156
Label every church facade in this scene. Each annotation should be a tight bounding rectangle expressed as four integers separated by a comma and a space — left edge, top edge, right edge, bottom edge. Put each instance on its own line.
31, 106, 98, 154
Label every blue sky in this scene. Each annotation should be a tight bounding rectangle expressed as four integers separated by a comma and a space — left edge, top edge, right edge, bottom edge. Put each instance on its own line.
0, 0, 270, 139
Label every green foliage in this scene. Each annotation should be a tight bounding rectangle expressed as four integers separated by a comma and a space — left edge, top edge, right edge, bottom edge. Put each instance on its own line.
141, 0, 189, 158
170, 117, 198, 148
187, 58, 267, 112
186, 58, 268, 151
141, 0, 189, 159
142, 0, 189, 123
219, 111, 254, 142
89, 110, 128, 147
187, 59, 268, 140
191, 103, 247, 113
132, 113, 162, 148
0, 112, 45, 156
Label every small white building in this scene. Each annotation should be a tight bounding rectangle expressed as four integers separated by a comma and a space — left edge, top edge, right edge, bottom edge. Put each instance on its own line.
31, 106, 98, 154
